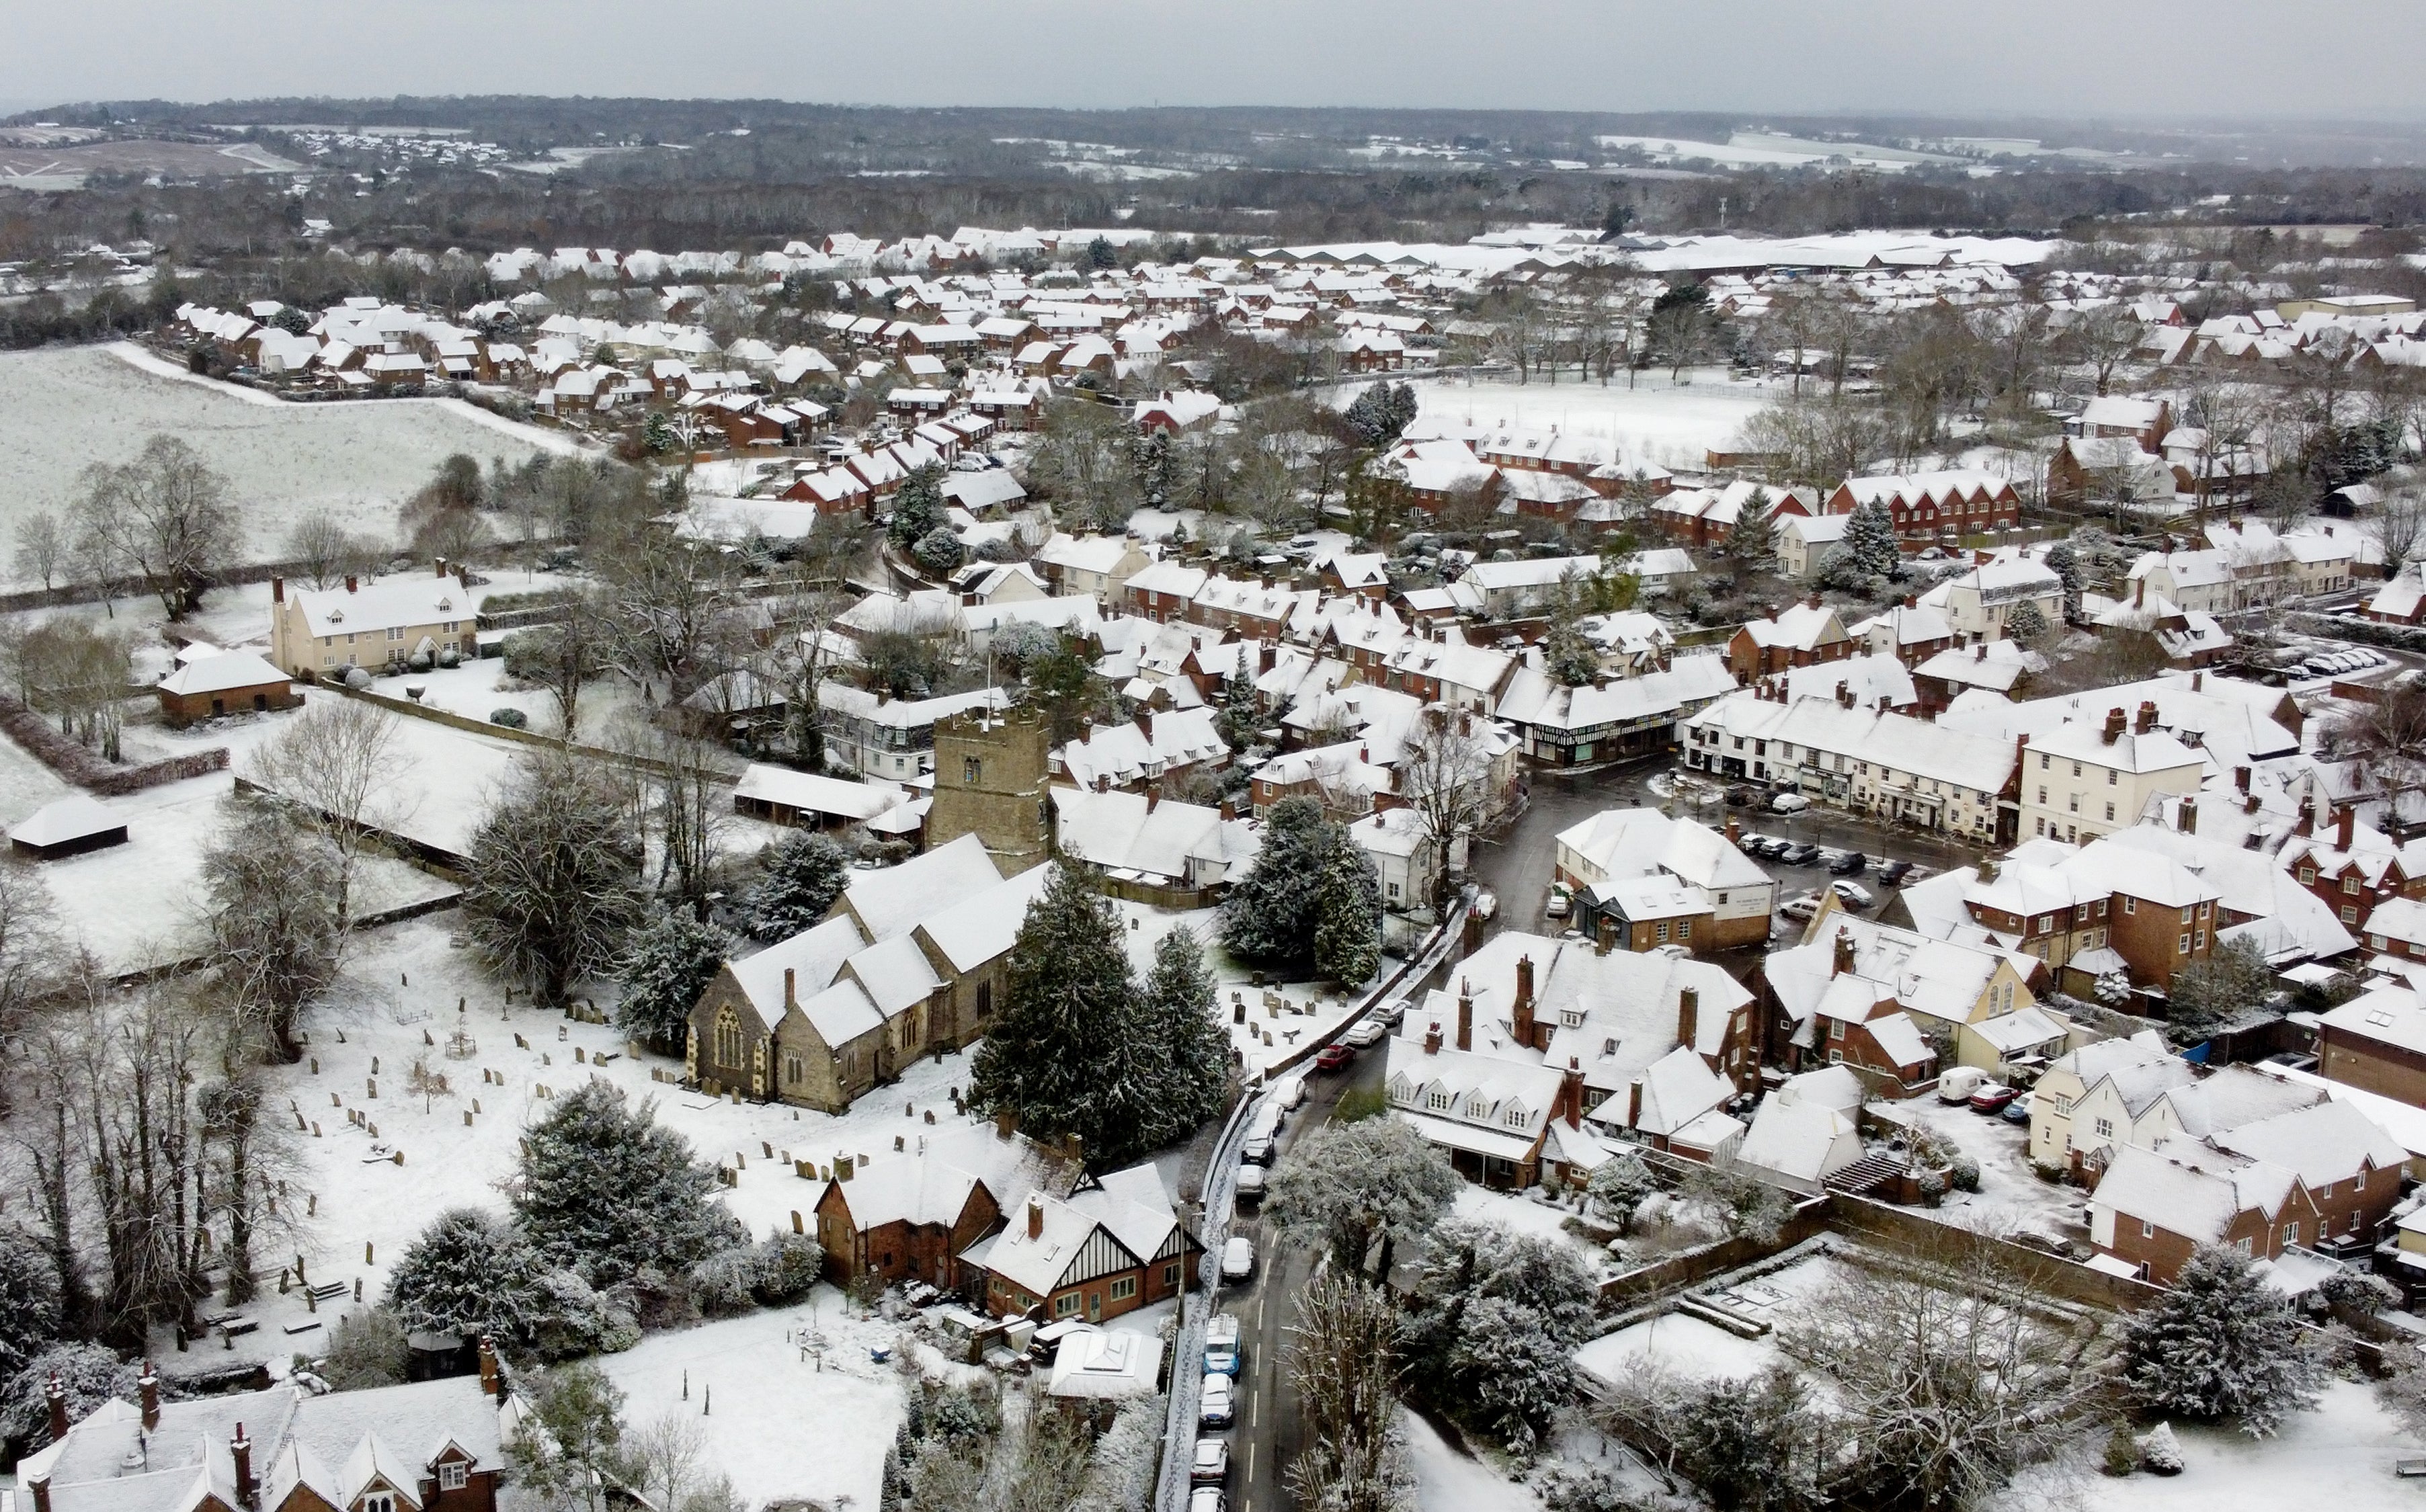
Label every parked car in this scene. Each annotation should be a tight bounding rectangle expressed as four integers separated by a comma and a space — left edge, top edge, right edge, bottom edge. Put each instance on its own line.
1313, 1044, 1354, 1073
1878, 859, 1914, 886
1377, 997, 1410, 1027
1780, 894, 1824, 921
1830, 880, 1875, 909
2002, 1091, 2035, 1124
1240, 1136, 1275, 1166
1545, 883, 1572, 919
1771, 792, 1812, 814
1726, 785, 1757, 807
1192, 1438, 1230, 1484
1222, 1236, 1256, 1283
1199, 1375, 1235, 1429
1272, 1075, 1307, 1111
1345, 1019, 1387, 1049
1738, 831, 1771, 853
1970, 1083, 2019, 1115
1190, 1488, 1227, 1512
1829, 850, 1868, 876
1233, 1165, 1266, 1206
1778, 841, 1819, 866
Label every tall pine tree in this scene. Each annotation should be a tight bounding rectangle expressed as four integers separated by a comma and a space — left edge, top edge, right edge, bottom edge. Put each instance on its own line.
1221, 798, 1332, 968
1138, 925, 1232, 1133
970, 863, 1160, 1165
2123, 1243, 2321, 1436
1841, 498, 1903, 579
1721, 486, 1780, 580
1313, 831, 1384, 985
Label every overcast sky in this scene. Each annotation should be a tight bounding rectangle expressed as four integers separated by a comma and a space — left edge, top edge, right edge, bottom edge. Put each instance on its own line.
7, 1, 2423, 120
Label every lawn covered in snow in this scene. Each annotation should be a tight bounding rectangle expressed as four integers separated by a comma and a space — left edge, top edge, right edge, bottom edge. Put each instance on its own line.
0, 344, 575, 573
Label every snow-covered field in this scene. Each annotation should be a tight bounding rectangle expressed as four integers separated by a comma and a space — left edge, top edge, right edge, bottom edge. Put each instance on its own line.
1406, 1408, 1541, 1512
0, 345, 575, 573
1374, 366, 1779, 477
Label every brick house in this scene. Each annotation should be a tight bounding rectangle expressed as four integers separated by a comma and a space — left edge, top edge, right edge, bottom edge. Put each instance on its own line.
2320, 986, 2426, 1107
2281, 802, 2426, 937
969, 1165, 1199, 1324
20, 1363, 514, 1512
816, 1158, 1004, 1293
1824, 471, 2021, 546
2089, 1140, 2322, 1284
1726, 598, 1855, 681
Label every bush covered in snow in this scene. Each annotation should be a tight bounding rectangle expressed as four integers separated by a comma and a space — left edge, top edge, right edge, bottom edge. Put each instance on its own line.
513, 1081, 745, 1289
320, 1305, 410, 1390
738, 831, 852, 941
527, 1267, 642, 1359
2135, 1421, 2185, 1475
0, 1240, 62, 1387
385, 1206, 543, 1345
1401, 1218, 1595, 1454
489, 707, 528, 728
614, 907, 729, 1053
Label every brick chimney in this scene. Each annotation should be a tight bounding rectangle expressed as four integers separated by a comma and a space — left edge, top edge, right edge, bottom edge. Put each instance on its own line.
1626, 1076, 1643, 1130
434, 557, 449, 578
1832, 929, 1855, 977
2296, 804, 2314, 837
2339, 804, 2356, 849
1512, 955, 1537, 1048
2134, 575, 2145, 608
26, 1472, 49, 1512
1676, 986, 1699, 1049
233, 1424, 255, 1509
1026, 1193, 1044, 1239
479, 1335, 501, 1398
1558, 1056, 1584, 1128
2135, 700, 2157, 735
1423, 1020, 1443, 1055
270, 575, 284, 605
2179, 796, 2197, 835
1136, 709, 1154, 744
2102, 707, 2126, 745
344, 575, 358, 593
784, 968, 797, 1009
1456, 980, 1473, 1052
1724, 816, 1741, 844
44, 1372, 67, 1443
1145, 789, 1160, 813
2235, 765, 2251, 794
139, 1361, 159, 1431
1979, 857, 2000, 882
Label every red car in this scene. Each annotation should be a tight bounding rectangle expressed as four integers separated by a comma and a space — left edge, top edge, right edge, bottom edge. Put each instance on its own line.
1313, 1044, 1355, 1073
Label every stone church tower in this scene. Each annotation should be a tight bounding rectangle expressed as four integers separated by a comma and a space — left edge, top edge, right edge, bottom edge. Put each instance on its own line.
926, 706, 1052, 874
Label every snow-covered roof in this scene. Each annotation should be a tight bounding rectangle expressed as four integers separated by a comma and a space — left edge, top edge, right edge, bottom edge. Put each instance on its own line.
840, 833, 1005, 943
11, 794, 126, 848
157, 650, 288, 696
734, 765, 908, 822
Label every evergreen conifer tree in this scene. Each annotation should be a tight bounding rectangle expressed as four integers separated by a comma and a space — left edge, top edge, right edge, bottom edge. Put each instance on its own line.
1722, 486, 1781, 579
969, 863, 1160, 1165
462, 754, 645, 1005
1220, 798, 1332, 968
1312, 831, 1384, 985
385, 1207, 542, 1344
513, 1083, 744, 1288
1137, 925, 1232, 1133
2045, 540, 2083, 613
0, 1239, 60, 1386
613, 909, 729, 1053
2004, 599, 2051, 644
2122, 1243, 2321, 1435
887, 463, 949, 550
739, 833, 852, 940
1841, 499, 1903, 579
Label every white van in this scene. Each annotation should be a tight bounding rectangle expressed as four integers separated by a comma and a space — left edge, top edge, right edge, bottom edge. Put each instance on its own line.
1221, 1236, 1256, 1283
1937, 1066, 1986, 1104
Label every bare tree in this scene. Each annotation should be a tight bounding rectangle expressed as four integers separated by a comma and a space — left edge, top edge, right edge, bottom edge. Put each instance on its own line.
286, 509, 358, 591
245, 697, 410, 935
504, 594, 612, 739
13, 510, 65, 591
2057, 304, 2143, 397
1398, 705, 1499, 911
198, 799, 344, 1059
72, 434, 240, 619
19, 617, 133, 761
2370, 487, 2426, 580
626, 1410, 709, 1512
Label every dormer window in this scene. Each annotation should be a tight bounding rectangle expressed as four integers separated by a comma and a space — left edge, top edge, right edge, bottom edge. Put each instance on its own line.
327, 610, 345, 624
439, 1462, 470, 1491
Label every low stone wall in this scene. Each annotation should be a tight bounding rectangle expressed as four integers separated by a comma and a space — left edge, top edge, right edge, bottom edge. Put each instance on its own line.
0, 691, 231, 795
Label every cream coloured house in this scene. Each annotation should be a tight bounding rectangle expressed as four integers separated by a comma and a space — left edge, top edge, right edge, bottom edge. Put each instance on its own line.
268, 571, 479, 679
2014, 702, 2204, 845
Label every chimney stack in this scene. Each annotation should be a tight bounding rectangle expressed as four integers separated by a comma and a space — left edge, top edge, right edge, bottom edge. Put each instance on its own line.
2134, 576, 2145, 609
344, 575, 358, 593
2103, 707, 2126, 745
1456, 981, 1474, 1052
434, 557, 449, 578
784, 968, 797, 1009
1423, 1020, 1443, 1055
1136, 709, 1154, 743
2339, 804, 2356, 849
1676, 986, 1699, 1049
1513, 955, 1537, 1048
479, 1335, 501, 1398
233, 1424, 255, 1510
1026, 1193, 1044, 1239
2235, 765, 2251, 794
1627, 1076, 1644, 1130
1978, 857, 2000, 883
1832, 928, 1855, 977
2135, 700, 2156, 735
140, 1361, 159, 1431
270, 575, 284, 605
2179, 796, 2197, 835
26, 1474, 49, 1512
44, 1372, 67, 1444
1725, 815, 1741, 845
1558, 1056, 1584, 1128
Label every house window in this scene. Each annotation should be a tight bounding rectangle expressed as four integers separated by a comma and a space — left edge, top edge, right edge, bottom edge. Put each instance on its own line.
1387, 882, 1401, 899
2181, 907, 2193, 925
2345, 876, 2361, 896
1830, 1019, 1845, 1040
2142, 1220, 2154, 1238
2037, 787, 2048, 804
2124, 897, 2136, 915
387, 626, 404, 641
364, 1497, 396, 1512
2342, 905, 2359, 925
963, 757, 981, 784
714, 1008, 745, 1071
2095, 1118, 2115, 1139
976, 981, 993, 1019
2039, 753, 2050, 770
784, 1053, 803, 1085
2194, 929, 2206, 950
2236, 1236, 2252, 1255
2285, 1222, 2300, 1245
1504, 1107, 1527, 1129
439, 1463, 470, 1492
1428, 1090, 1453, 1111
2179, 933, 2192, 954
2105, 803, 2115, 822
1109, 1275, 1138, 1302
2300, 866, 2316, 884
1053, 1292, 1081, 1317
1655, 923, 1669, 943
2107, 770, 2117, 786
1164, 1262, 1180, 1286
1679, 919, 1691, 941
